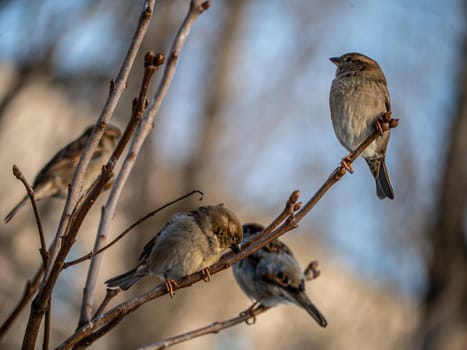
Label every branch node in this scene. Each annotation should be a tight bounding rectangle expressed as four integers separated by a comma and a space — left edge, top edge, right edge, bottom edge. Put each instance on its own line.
12, 164, 21, 178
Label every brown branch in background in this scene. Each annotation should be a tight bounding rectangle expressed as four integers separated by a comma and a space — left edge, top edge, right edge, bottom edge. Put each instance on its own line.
139, 260, 322, 350
55, 191, 300, 349
43, 308, 50, 350
20, 2, 157, 349
9, 165, 52, 348
61, 0, 213, 340
75, 0, 213, 328
295, 115, 399, 222
55, 116, 399, 349
64, 190, 203, 269
0, 266, 42, 338
45, 0, 157, 280
77, 52, 165, 326
11, 165, 48, 267
140, 305, 270, 350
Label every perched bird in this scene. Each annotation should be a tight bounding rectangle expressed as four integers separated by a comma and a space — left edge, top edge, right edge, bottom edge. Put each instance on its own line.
105, 205, 243, 296
329, 52, 395, 199
4, 124, 121, 223
233, 223, 327, 327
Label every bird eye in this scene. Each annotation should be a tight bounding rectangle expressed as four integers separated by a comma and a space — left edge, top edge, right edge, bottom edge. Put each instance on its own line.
231, 235, 238, 243
277, 272, 288, 284
345, 56, 352, 63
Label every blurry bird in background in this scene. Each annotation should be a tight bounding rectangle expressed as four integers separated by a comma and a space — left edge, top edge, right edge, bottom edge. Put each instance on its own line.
105, 204, 243, 296
233, 223, 328, 328
329, 52, 395, 199
4, 124, 121, 223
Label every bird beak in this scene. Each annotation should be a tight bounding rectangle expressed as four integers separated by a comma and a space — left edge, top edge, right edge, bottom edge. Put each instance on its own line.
329, 57, 339, 65
230, 244, 241, 253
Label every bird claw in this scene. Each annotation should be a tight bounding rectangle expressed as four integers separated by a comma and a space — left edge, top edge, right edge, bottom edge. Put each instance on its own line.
341, 156, 354, 174
240, 302, 260, 325
201, 267, 211, 283
375, 112, 392, 136
375, 119, 385, 136
165, 279, 178, 297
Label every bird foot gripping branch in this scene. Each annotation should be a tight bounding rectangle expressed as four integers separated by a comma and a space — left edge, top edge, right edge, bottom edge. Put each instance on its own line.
201, 267, 212, 282
375, 111, 398, 136
165, 279, 178, 298
340, 156, 354, 174
240, 302, 262, 326
335, 114, 399, 178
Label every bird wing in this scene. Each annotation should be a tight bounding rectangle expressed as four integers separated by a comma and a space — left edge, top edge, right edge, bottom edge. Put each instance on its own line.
33, 127, 106, 186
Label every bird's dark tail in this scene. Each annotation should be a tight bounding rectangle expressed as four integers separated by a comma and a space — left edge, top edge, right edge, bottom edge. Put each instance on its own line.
366, 157, 395, 200
295, 292, 328, 327
4, 195, 28, 223
105, 267, 147, 290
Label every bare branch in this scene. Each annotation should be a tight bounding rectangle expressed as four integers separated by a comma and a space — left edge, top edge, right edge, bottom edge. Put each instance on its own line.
64, 190, 203, 269
140, 305, 270, 350
0, 266, 42, 338
295, 113, 399, 222
20, 1, 157, 349
78, 51, 165, 326
55, 115, 399, 349
11, 165, 48, 267
138, 261, 321, 350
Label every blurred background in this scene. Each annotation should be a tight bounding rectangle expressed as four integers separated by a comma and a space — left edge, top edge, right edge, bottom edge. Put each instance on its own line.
0, 0, 465, 349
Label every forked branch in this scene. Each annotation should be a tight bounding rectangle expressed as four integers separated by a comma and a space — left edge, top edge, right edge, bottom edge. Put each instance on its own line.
57, 114, 398, 349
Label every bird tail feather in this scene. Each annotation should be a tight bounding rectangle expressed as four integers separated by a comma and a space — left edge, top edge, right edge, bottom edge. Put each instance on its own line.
105, 267, 146, 290
365, 157, 395, 200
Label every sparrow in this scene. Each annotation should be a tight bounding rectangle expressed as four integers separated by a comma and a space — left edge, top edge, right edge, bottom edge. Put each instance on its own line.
105, 205, 243, 296
4, 123, 121, 223
233, 223, 327, 327
329, 52, 395, 199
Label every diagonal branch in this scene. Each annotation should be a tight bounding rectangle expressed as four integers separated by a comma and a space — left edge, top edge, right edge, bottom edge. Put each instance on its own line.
139, 260, 323, 350
138, 305, 270, 350
10, 165, 51, 350
56, 115, 399, 349
46, 0, 157, 279
20, 2, 157, 349
0, 266, 42, 338
295, 115, 399, 222
140, 260, 323, 350
11, 165, 48, 267
77, 51, 165, 327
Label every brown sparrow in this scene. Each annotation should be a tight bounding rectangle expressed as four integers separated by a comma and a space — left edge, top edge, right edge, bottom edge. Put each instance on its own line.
233, 223, 327, 327
105, 205, 243, 296
329, 52, 395, 199
4, 124, 121, 223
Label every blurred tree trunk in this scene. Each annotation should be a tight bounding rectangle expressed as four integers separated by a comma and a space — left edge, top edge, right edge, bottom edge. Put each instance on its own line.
419, 15, 467, 350
182, 0, 247, 204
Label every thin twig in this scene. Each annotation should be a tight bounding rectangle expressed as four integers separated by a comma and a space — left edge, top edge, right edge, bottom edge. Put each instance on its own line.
64, 190, 203, 269
20, 2, 156, 349
295, 114, 399, 222
139, 305, 270, 350
0, 266, 42, 338
139, 261, 321, 350
12, 165, 48, 267
77, 51, 165, 327
76, 0, 212, 334
55, 190, 299, 350
56, 116, 399, 349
